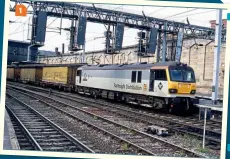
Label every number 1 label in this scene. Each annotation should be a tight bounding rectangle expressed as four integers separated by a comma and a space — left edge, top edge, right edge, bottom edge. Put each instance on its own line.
15, 4, 27, 17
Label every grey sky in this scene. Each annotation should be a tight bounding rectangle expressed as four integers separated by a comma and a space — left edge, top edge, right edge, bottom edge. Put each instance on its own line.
9, 1, 229, 53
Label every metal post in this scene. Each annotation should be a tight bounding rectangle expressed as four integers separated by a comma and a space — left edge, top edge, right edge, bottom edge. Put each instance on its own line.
27, 45, 32, 61
81, 13, 87, 64
82, 11, 86, 64
156, 30, 162, 62
162, 22, 167, 62
202, 108, 207, 149
175, 28, 184, 63
82, 43, 86, 63
203, 40, 213, 80
212, 9, 222, 104
37, 54, 40, 63
62, 43, 65, 54
171, 41, 175, 61
189, 43, 196, 65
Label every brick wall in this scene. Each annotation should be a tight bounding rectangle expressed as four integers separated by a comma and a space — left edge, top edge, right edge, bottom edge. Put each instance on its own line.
180, 39, 226, 95
210, 19, 227, 29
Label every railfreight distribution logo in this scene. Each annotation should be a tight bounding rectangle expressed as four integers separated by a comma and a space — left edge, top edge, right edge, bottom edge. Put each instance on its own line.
158, 82, 163, 90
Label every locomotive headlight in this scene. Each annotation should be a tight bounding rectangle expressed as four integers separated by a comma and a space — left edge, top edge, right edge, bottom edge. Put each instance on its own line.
169, 89, 177, 93
190, 90, 196, 94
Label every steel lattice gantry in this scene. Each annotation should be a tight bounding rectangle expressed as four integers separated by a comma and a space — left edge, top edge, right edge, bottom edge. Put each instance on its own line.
9, 0, 226, 62
10, 0, 226, 41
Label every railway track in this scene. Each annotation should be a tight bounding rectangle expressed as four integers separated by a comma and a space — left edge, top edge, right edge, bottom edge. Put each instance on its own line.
5, 94, 94, 153
6, 85, 205, 157
7, 82, 222, 147
6, 105, 37, 151
6, 90, 154, 155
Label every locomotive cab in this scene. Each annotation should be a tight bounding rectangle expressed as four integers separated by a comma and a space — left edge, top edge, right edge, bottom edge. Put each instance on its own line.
167, 64, 198, 110
149, 62, 198, 113
167, 64, 196, 95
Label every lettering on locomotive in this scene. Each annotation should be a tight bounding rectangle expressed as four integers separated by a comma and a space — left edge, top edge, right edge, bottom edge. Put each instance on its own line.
126, 84, 142, 90
114, 83, 142, 90
114, 83, 125, 89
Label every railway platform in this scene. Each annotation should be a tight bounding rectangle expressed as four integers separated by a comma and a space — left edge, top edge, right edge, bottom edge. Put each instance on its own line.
195, 99, 222, 121
196, 93, 223, 101
196, 99, 223, 111
3, 110, 20, 150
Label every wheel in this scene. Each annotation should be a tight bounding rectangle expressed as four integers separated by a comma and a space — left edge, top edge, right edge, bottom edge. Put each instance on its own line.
76, 87, 80, 94
90, 90, 94, 97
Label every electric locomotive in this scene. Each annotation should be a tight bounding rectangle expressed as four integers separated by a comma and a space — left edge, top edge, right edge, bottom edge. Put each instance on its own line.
75, 61, 199, 113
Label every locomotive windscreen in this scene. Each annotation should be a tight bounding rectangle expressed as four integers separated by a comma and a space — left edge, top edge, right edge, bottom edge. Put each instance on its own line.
169, 66, 195, 83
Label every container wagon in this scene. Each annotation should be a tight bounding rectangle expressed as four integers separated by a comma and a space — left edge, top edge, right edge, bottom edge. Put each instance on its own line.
7, 66, 15, 81
7, 65, 20, 81
41, 63, 85, 91
19, 64, 44, 85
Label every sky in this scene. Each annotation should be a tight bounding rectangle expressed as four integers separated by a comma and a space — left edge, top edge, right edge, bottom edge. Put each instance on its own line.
8, 1, 229, 53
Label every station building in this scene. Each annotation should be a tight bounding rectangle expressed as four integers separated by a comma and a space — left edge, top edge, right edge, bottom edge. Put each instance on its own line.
7, 40, 38, 65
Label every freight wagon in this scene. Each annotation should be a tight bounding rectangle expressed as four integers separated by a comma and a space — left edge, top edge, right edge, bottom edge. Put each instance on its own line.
7, 65, 20, 81
40, 64, 85, 91
19, 64, 44, 85
7, 66, 15, 80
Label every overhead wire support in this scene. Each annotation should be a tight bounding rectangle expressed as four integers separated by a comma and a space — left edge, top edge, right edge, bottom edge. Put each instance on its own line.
142, 11, 148, 23
9, 0, 226, 42
186, 17, 198, 49
92, 3, 108, 31
60, 4, 63, 35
